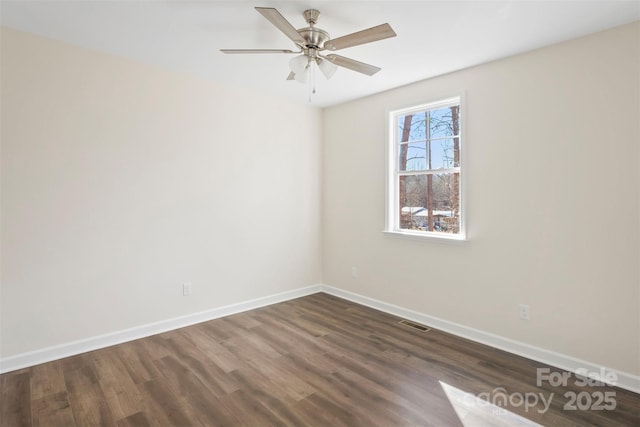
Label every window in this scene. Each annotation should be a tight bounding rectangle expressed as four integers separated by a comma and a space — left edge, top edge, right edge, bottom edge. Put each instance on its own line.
386, 97, 464, 240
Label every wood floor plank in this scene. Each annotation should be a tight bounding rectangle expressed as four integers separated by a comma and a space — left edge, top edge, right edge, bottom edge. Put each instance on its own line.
31, 391, 75, 427
223, 311, 262, 330
178, 326, 246, 374
274, 353, 406, 426
64, 363, 116, 426
200, 317, 244, 342
114, 339, 162, 385
218, 331, 285, 373
115, 411, 153, 427
92, 348, 145, 421
227, 369, 309, 426
30, 362, 67, 401
159, 334, 239, 396
0, 370, 32, 427
1, 292, 638, 426
137, 377, 196, 426
28, 362, 75, 427
294, 391, 367, 427
152, 355, 241, 426
250, 356, 317, 402
224, 388, 289, 427
325, 351, 461, 426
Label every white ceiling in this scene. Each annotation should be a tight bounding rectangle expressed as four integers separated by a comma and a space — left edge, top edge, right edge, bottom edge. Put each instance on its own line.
2, 0, 639, 108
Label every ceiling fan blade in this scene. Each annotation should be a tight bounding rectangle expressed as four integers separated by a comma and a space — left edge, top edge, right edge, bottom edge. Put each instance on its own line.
325, 54, 381, 76
324, 23, 396, 51
220, 49, 296, 54
287, 71, 295, 80
255, 7, 306, 47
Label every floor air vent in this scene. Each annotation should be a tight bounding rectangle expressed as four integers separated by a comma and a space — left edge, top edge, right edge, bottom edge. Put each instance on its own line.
399, 319, 431, 332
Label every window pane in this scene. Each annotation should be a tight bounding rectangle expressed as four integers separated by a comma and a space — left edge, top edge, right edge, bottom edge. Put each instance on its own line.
398, 172, 460, 233
397, 112, 426, 142
430, 137, 459, 169
399, 142, 427, 171
399, 174, 427, 230
430, 106, 459, 138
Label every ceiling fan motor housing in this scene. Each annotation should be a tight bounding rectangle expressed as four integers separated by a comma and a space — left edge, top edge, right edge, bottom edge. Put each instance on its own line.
298, 27, 330, 51
298, 9, 329, 53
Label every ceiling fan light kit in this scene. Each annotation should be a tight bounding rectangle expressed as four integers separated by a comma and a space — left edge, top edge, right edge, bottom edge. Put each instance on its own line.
221, 7, 396, 98
317, 57, 337, 80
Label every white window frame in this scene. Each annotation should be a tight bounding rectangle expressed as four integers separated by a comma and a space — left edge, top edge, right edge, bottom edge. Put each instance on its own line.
384, 95, 466, 241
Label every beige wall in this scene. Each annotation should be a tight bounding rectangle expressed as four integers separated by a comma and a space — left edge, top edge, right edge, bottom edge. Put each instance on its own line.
0, 28, 322, 357
323, 23, 640, 375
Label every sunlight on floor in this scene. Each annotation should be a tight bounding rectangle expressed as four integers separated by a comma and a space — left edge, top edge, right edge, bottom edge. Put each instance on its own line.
440, 382, 543, 427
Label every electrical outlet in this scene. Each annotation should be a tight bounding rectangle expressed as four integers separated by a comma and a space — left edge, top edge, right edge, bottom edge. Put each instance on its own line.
518, 304, 530, 320
351, 266, 358, 278
183, 282, 192, 296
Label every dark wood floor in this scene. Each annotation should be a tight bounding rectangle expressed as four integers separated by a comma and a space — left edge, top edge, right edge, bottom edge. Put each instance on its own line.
1, 292, 638, 426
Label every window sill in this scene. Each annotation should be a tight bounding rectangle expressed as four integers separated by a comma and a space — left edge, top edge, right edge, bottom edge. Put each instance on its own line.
382, 229, 467, 243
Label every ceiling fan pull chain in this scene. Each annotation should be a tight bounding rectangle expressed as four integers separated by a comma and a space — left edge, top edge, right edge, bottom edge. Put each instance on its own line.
312, 63, 317, 95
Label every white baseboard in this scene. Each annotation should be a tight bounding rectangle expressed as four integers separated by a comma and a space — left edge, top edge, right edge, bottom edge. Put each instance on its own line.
319, 284, 640, 395
3, 282, 638, 395
0, 284, 322, 374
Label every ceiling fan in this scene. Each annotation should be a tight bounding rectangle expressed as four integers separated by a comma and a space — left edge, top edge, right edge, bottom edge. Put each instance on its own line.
220, 7, 397, 84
